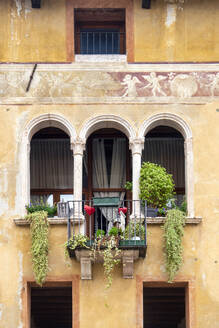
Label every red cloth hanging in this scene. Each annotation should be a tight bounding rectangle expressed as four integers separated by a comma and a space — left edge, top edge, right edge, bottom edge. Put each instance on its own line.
84, 205, 95, 215
118, 207, 127, 214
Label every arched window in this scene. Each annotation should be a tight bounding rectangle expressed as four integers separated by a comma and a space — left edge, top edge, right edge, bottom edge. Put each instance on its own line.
18, 114, 76, 216
139, 113, 194, 217
143, 125, 185, 206
30, 127, 73, 205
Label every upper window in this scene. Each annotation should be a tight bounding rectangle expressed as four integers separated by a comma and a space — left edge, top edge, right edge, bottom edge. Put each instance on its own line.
74, 9, 126, 55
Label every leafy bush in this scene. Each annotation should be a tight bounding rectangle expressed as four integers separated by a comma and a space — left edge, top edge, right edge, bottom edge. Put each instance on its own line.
139, 162, 175, 209
124, 181, 132, 191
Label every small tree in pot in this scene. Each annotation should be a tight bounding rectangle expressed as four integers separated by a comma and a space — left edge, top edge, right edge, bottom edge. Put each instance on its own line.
139, 162, 175, 217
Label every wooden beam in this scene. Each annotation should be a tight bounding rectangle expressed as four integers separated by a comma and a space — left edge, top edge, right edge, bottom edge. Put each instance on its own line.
142, 0, 151, 9
31, 0, 41, 8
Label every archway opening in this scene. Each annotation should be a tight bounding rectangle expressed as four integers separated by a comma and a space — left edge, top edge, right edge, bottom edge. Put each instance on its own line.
30, 127, 74, 206
83, 128, 132, 234
143, 125, 185, 208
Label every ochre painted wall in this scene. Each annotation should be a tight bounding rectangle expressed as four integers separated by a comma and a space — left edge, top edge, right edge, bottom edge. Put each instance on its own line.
1, 0, 219, 62
0, 102, 219, 327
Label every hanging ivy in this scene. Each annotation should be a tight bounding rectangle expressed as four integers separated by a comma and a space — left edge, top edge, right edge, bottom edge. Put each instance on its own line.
26, 210, 49, 286
162, 209, 185, 283
66, 234, 121, 290
102, 236, 121, 289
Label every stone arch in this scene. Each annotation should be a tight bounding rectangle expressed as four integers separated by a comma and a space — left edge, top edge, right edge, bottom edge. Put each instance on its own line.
139, 113, 194, 217
17, 114, 76, 216
24, 113, 77, 144
139, 113, 192, 140
79, 114, 136, 142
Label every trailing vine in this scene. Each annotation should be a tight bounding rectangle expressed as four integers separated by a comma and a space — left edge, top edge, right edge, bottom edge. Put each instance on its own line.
64, 234, 89, 258
102, 236, 121, 289
66, 234, 121, 289
162, 209, 186, 282
26, 210, 49, 286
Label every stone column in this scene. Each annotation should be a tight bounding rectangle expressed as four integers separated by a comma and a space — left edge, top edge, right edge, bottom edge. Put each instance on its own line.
184, 137, 194, 217
71, 138, 86, 229
20, 140, 31, 216
129, 138, 145, 218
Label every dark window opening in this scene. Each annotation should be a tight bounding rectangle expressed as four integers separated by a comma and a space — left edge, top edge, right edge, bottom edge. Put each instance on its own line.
143, 126, 185, 206
31, 286, 72, 328
143, 287, 186, 328
75, 9, 126, 54
30, 127, 74, 205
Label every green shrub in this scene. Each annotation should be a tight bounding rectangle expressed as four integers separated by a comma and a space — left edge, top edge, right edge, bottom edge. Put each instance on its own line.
139, 162, 175, 209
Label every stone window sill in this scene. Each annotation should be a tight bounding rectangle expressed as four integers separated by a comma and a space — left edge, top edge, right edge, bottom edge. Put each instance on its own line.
75, 54, 127, 63
14, 216, 202, 226
14, 217, 83, 226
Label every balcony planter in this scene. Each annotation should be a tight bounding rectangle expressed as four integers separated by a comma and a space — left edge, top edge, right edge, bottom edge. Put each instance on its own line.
147, 207, 158, 217
119, 239, 145, 247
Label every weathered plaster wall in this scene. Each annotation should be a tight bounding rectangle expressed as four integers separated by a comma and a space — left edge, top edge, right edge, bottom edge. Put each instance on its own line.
0, 0, 66, 62
1, 0, 219, 62
0, 94, 219, 327
134, 0, 219, 62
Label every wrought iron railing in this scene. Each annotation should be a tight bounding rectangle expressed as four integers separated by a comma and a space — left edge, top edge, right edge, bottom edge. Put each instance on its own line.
78, 30, 125, 54
58, 199, 147, 249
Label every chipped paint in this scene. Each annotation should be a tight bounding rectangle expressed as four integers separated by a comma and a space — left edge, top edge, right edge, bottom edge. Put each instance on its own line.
202, 273, 206, 287
0, 168, 8, 193
165, 4, 177, 28
0, 198, 9, 216
14, 0, 22, 17
24, 0, 32, 17
17, 251, 23, 328
0, 304, 3, 320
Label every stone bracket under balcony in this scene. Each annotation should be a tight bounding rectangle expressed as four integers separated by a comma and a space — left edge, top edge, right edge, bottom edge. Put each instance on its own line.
73, 247, 146, 280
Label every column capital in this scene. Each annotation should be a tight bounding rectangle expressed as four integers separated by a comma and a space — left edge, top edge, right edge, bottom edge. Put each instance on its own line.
71, 138, 86, 156
129, 138, 145, 155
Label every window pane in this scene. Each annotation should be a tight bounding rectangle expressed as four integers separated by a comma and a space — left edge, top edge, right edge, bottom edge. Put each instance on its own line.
60, 194, 74, 202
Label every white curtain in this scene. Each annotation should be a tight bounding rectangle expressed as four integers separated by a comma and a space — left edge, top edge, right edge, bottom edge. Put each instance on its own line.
30, 139, 73, 189
142, 138, 185, 188
92, 138, 126, 229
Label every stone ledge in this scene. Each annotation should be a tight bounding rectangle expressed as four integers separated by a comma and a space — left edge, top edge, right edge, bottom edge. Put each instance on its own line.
74, 249, 142, 279
14, 217, 84, 226
146, 217, 202, 224
14, 216, 202, 226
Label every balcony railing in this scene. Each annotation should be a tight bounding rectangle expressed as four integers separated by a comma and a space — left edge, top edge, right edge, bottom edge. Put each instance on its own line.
58, 199, 147, 257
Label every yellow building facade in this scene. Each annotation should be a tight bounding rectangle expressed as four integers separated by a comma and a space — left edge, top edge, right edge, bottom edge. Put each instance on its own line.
0, 0, 219, 327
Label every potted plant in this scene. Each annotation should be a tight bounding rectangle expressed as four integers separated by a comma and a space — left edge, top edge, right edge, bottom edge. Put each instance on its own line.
26, 199, 57, 217
119, 221, 146, 246
139, 162, 175, 217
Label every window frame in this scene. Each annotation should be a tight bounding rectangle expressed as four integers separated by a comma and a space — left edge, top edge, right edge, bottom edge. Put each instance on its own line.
66, 0, 134, 62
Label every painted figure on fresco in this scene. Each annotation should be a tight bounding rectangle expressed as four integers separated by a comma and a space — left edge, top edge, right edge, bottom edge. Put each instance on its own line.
206, 73, 219, 96
142, 72, 167, 96
121, 74, 141, 97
